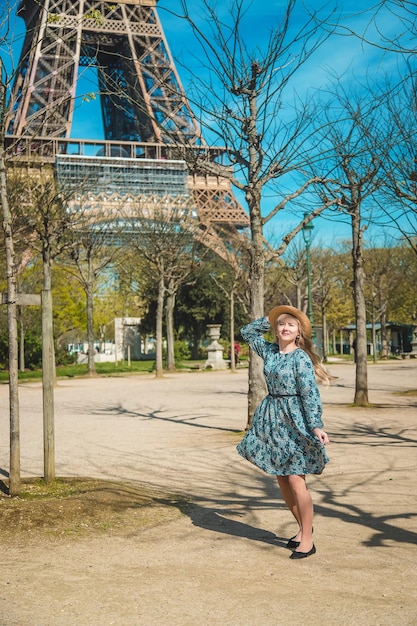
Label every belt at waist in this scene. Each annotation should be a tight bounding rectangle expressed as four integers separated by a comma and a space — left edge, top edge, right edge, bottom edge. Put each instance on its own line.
268, 393, 300, 398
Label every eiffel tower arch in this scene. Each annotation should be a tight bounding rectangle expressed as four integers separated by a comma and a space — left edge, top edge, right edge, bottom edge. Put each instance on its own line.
6, 0, 249, 260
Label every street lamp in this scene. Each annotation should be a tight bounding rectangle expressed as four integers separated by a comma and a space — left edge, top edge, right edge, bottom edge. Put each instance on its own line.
302, 212, 314, 337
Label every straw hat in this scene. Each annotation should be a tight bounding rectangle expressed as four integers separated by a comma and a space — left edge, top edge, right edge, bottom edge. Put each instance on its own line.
268, 305, 312, 339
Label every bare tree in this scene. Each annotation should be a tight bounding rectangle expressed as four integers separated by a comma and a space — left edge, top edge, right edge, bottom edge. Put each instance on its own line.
311, 87, 395, 404
209, 238, 251, 371
265, 241, 309, 312
313, 248, 341, 363
8, 167, 70, 289
121, 197, 204, 377
9, 165, 75, 480
61, 203, 123, 376
170, 0, 338, 425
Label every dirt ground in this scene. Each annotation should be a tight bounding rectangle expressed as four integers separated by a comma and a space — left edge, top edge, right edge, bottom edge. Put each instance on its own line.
0, 359, 416, 626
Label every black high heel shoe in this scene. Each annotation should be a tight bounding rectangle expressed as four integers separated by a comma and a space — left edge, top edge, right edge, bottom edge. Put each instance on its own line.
290, 544, 316, 559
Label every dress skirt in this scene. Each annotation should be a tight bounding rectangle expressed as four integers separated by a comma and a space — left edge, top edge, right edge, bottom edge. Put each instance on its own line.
236, 394, 329, 475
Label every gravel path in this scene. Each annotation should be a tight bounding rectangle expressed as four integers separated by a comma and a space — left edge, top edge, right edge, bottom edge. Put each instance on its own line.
1, 360, 416, 625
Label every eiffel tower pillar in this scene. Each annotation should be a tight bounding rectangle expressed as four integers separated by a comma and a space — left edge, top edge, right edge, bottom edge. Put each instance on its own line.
7, 0, 202, 144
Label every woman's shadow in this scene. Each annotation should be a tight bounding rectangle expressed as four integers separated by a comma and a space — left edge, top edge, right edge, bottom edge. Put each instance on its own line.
166, 499, 288, 548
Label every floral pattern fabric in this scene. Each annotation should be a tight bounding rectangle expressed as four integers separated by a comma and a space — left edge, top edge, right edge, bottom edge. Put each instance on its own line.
236, 317, 329, 476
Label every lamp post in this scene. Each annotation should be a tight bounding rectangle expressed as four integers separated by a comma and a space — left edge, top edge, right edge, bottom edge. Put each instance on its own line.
302, 212, 314, 338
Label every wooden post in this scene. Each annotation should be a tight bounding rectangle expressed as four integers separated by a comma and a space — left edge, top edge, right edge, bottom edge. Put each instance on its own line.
42, 289, 55, 482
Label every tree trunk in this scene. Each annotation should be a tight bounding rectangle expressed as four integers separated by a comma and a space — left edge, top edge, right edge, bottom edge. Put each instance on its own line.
351, 207, 369, 405
380, 300, 388, 358
86, 257, 96, 376
42, 252, 57, 386
230, 288, 236, 372
191, 325, 199, 360
41, 259, 56, 481
0, 112, 21, 495
155, 274, 165, 378
165, 286, 176, 371
244, 73, 269, 428
42, 288, 55, 482
371, 310, 377, 364
18, 310, 25, 372
322, 307, 328, 363
246, 192, 267, 429
296, 284, 303, 310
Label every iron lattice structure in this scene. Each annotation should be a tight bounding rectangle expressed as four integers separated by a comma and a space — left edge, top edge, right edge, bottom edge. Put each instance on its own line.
6, 0, 249, 255
7, 0, 202, 143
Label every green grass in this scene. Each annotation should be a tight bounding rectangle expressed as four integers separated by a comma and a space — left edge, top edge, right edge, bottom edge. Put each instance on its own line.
0, 359, 230, 382
16, 477, 89, 500
0, 359, 155, 382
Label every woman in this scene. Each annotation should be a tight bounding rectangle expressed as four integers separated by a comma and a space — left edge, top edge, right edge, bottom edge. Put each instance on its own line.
236, 305, 332, 559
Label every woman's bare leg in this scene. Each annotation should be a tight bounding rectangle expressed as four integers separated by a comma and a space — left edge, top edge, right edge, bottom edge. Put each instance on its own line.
276, 476, 301, 540
287, 474, 314, 552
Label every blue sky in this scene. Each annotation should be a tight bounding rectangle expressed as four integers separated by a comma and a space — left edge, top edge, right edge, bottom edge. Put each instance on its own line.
157, 1, 406, 93
155, 1, 409, 246
4, 0, 410, 248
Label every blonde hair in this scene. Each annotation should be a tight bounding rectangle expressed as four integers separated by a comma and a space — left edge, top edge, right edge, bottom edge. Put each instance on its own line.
296, 334, 335, 385
276, 313, 335, 384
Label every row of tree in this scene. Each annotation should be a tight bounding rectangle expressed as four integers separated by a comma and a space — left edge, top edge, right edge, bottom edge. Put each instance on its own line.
1, 204, 415, 372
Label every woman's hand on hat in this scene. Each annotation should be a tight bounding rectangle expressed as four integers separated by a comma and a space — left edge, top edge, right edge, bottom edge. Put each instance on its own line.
313, 428, 329, 445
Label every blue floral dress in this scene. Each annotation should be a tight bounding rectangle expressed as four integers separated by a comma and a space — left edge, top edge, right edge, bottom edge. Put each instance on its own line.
236, 317, 329, 476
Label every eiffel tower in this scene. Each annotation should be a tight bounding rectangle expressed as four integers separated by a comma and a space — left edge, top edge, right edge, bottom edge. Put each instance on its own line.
6, 0, 249, 258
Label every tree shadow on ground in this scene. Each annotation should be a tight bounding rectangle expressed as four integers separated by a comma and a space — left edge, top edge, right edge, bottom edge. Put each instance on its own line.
156, 409, 417, 549
94, 404, 243, 433
169, 478, 417, 550
330, 422, 417, 448
63, 401, 417, 549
